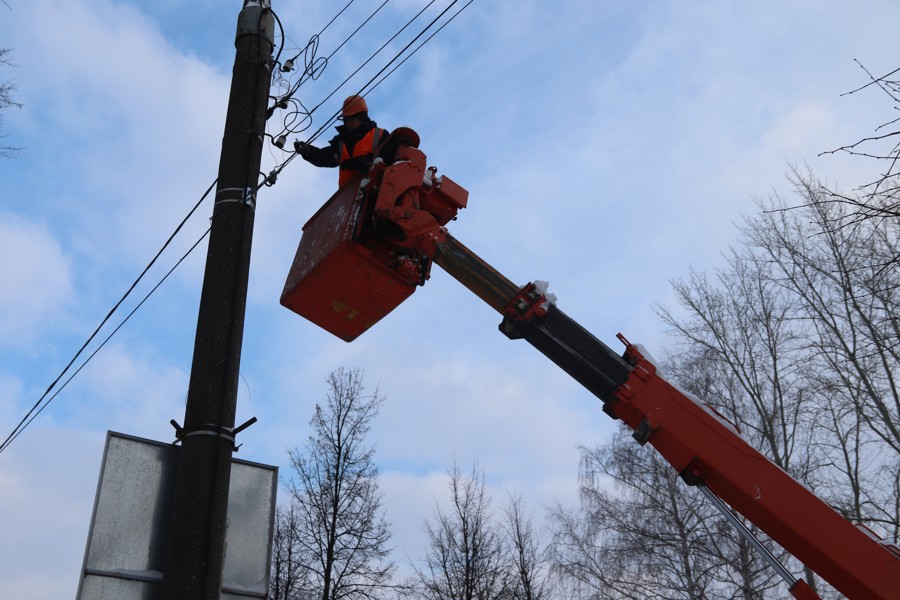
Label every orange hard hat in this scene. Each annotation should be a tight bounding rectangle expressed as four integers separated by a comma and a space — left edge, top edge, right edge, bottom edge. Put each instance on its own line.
341, 95, 368, 118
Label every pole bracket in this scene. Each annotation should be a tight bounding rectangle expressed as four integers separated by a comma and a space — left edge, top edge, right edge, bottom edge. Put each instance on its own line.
214, 186, 257, 210
169, 416, 258, 452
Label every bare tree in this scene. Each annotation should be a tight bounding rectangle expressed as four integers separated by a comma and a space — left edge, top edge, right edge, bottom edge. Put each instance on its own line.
278, 367, 395, 600
549, 432, 783, 600
271, 504, 311, 600
414, 461, 511, 600
545, 167, 900, 598
503, 492, 549, 600
819, 61, 900, 228
645, 170, 898, 595
0, 48, 22, 157
657, 253, 818, 483
743, 177, 899, 539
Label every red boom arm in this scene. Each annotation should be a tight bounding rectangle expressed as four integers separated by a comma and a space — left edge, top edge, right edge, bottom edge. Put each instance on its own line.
281, 131, 900, 598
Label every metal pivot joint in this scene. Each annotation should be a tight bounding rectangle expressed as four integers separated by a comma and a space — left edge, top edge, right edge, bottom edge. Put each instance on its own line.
500, 282, 549, 340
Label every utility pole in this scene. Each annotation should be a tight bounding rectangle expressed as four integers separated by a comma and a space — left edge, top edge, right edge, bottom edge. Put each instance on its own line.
161, 2, 273, 598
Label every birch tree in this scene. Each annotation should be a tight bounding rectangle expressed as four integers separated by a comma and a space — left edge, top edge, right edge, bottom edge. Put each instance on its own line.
743, 175, 899, 539
549, 432, 782, 600
819, 61, 900, 229
549, 170, 897, 599
656, 171, 898, 594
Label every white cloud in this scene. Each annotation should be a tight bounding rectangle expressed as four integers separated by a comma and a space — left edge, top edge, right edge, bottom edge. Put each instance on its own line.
379, 470, 447, 568
0, 215, 74, 346
5, 0, 228, 275
72, 342, 189, 436
3, 1, 900, 597
0, 427, 102, 599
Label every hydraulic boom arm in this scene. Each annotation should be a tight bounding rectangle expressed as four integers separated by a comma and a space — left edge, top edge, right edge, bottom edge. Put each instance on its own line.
281, 130, 900, 599
433, 233, 898, 600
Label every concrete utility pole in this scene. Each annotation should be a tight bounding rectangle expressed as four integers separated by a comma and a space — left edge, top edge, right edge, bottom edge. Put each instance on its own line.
161, 2, 274, 598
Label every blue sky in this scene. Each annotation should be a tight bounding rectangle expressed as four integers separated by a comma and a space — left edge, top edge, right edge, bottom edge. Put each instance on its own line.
2, 0, 900, 596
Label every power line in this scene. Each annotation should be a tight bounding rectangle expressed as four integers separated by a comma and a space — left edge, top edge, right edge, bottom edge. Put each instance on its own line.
304, 0, 444, 144
260, 0, 475, 190
1, 0, 478, 454
0, 227, 212, 454
0, 3, 372, 454
368, 0, 475, 96
262, 0, 438, 181
0, 181, 216, 455
1, 3, 389, 453
267, 1, 393, 146
322, 0, 391, 65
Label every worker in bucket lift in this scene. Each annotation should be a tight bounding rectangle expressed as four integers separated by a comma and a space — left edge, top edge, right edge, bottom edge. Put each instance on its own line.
294, 95, 390, 188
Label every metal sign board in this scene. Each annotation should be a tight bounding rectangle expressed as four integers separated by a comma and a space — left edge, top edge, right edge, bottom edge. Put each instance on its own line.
76, 431, 277, 599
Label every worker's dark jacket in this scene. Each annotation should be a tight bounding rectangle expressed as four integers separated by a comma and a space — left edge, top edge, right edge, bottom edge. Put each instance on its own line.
302, 118, 388, 187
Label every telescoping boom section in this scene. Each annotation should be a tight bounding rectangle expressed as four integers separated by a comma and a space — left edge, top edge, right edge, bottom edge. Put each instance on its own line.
281, 129, 900, 599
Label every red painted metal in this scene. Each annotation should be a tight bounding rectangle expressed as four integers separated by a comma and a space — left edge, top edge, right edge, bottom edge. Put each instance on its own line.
503, 282, 548, 321
280, 128, 468, 341
788, 579, 822, 600
609, 340, 900, 600
280, 177, 418, 342
282, 131, 900, 597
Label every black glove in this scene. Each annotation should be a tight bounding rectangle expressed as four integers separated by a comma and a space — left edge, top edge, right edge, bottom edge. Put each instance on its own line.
340, 154, 373, 172
293, 140, 311, 156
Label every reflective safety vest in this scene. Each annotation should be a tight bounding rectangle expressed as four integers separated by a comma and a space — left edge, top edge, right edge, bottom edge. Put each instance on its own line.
338, 127, 386, 187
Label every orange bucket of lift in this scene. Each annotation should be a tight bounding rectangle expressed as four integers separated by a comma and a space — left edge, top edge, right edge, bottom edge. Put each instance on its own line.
280, 175, 417, 342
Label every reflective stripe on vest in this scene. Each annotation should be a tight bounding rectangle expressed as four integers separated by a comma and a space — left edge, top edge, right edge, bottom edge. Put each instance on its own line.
338, 127, 385, 187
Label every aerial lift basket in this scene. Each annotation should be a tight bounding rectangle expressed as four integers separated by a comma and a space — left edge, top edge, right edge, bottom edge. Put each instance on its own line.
279, 176, 417, 342
281, 127, 467, 342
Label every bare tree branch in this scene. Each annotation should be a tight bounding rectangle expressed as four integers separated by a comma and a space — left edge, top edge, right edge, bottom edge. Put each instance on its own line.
274, 367, 395, 600
0, 47, 23, 158
412, 461, 513, 600
815, 60, 900, 227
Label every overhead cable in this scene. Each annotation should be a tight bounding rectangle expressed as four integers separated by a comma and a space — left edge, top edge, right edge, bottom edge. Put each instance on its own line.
268, 0, 392, 144
263, 0, 476, 188
368, 0, 475, 96
0, 3, 406, 453
304, 0, 445, 144
0, 181, 216, 455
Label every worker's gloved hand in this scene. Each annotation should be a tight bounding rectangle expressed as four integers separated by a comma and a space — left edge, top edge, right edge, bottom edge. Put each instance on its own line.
340, 154, 373, 172
293, 140, 311, 156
